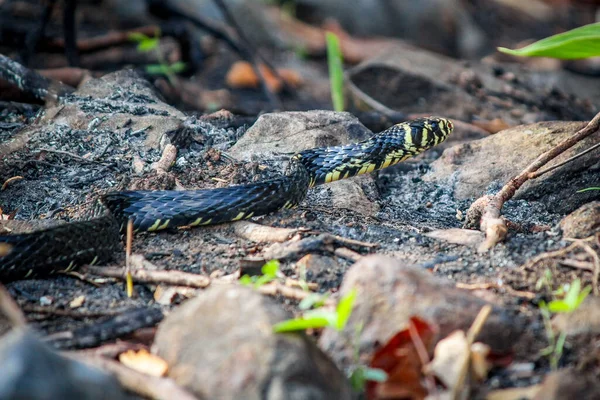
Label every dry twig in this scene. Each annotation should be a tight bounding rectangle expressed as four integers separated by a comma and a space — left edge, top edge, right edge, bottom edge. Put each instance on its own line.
472, 112, 600, 252
84, 266, 211, 289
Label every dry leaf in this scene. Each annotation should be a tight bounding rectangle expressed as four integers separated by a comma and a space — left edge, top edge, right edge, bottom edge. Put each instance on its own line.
424, 330, 470, 390
470, 342, 491, 381
424, 228, 485, 246
0, 243, 12, 257
367, 317, 437, 400
225, 61, 302, 93
69, 295, 85, 309
119, 348, 168, 377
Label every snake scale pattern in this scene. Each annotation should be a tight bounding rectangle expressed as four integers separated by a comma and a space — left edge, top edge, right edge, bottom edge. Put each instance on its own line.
0, 117, 453, 281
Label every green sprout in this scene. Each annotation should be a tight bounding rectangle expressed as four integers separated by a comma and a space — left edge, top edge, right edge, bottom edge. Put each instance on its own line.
273, 288, 356, 332
326, 32, 345, 112
239, 260, 280, 288
128, 29, 186, 85
348, 322, 387, 391
538, 278, 592, 370
273, 288, 387, 391
498, 22, 600, 59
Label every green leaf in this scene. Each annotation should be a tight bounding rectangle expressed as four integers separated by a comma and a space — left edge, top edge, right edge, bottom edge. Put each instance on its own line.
168, 62, 187, 74
576, 285, 592, 309
349, 366, 387, 391
137, 37, 160, 52
564, 279, 581, 309
239, 275, 253, 286
497, 22, 600, 59
577, 187, 600, 193
128, 32, 150, 43
361, 367, 388, 383
298, 293, 329, 310
272, 315, 331, 332
546, 300, 571, 313
325, 32, 345, 112
145, 64, 170, 76
253, 275, 275, 288
262, 260, 280, 277
335, 288, 357, 331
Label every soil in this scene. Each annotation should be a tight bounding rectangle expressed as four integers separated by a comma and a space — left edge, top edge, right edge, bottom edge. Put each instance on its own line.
1, 1, 600, 398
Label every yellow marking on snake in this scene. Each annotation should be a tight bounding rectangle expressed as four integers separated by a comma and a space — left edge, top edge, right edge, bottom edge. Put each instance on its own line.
403, 129, 413, 147
90, 255, 99, 265
330, 170, 342, 182
25, 269, 33, 278
245, 212, 254, 219
157, 220, 170, 231
188, 217, 203, 227
200, 218, 213, 225
232, 212, 246, 221
146, 219, 162, 232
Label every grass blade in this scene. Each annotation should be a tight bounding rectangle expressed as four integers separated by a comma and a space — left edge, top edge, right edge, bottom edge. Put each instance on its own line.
326, 32, 345, 111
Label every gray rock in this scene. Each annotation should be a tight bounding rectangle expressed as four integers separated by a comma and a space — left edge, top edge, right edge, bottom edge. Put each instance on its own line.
153, 285, 352, 400
424, 121, 600, 214
230, 110, 380, 217
559, 201, 600, 239
347, 46, 595, 124
319, 255, 523, 367
229, 110, 371, 160
0, 329, 126, 400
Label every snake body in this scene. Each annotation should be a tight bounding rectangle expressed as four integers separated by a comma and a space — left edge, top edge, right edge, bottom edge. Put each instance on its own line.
0, 117, 453, 281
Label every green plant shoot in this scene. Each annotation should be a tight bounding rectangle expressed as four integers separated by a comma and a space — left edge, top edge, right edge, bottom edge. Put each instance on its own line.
545, 279, 591, 313
326, 32, 345, 112
239, 259, 280, 288
273, 288, 357, 332
498, 22, 600, 59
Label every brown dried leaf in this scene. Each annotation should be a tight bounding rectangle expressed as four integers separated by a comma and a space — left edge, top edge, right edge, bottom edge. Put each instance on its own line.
118, 348, 168, 377
367, 317, 437, 400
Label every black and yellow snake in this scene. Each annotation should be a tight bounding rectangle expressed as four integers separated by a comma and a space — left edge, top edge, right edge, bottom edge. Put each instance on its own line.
0, 117, 453, 281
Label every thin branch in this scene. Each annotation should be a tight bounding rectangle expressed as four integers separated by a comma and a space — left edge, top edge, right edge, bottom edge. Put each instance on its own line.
475, 112, 600, 251
0, 54, 74, 101
528, 140, 600, 179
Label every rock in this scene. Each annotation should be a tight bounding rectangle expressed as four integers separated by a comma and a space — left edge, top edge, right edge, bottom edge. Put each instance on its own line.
559, 201, 600, 239
230, 110, 380, 217
229, 110, 371, 160
533, 368, 600, 400
318, 255, 523, 366
0, 329, 126, 400
425, 122, 600, 214
48, 69, 185, 149
153, 285, 351, 399
347, 46, 595, 125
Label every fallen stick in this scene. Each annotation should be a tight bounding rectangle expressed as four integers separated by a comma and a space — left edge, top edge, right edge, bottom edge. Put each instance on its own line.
83, 266, 211, 289
471, 112, 600, 252
0, 54, 73, 101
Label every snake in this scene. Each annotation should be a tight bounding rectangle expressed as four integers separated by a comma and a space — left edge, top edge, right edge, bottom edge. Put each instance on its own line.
0, 117, 453, 281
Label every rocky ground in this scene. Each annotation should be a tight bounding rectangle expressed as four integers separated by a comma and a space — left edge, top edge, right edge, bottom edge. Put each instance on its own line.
0, 1, 600, 397
0, 67, 598, 399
